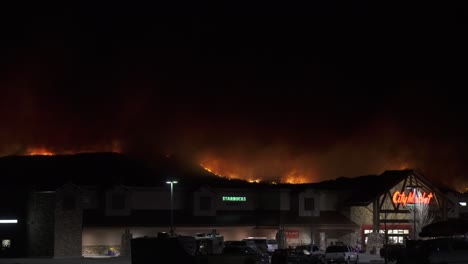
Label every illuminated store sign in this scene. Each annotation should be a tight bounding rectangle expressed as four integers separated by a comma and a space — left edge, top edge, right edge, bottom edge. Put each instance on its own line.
285, 230, 299, 239
392, 191, 433, 207
222, 196, 246, 202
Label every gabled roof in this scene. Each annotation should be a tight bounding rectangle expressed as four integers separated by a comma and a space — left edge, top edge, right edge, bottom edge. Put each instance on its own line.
336, 169, 452, 206
343, 170, 411, 206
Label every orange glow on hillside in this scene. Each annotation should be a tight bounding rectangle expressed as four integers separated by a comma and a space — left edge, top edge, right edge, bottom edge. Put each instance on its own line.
23, 141, 122, 156
200, 163, 262, 183
282, 170, 309, 184
200, 156, 315, 184
199, 159, 242, 180
200, 164, 224, 177
26, 147, 55, 156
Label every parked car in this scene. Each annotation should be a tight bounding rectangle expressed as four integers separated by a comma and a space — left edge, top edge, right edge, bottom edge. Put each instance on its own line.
225, 240, 258, 250
324, 245, 358, 264
272, 248, 326, 264
267, 239, 279, 253
295, 244, 325, 257
222, 245, 270, 264
243, 237, 270, 254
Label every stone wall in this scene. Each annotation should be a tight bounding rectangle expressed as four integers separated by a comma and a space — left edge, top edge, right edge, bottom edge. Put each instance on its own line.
27, 192, 56, 257
54, 185, 83, 257
120, 229, 132, 256
337, 231, 360, 248
350, 205, 373, 226
366, 232, 383, 254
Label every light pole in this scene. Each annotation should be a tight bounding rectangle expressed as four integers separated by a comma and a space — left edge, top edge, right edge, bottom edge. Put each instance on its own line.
413, 187, 417, 240
166, 180, 178, 236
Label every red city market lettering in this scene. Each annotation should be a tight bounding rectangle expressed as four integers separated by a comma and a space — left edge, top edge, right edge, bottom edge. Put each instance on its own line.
392, 191, 433, 207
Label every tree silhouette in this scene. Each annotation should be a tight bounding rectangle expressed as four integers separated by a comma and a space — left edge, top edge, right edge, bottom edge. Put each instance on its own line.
406, 189, 434, 239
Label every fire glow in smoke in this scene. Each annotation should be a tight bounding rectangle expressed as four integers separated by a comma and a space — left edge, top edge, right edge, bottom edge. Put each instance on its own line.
26, 147, 55, 156
21, 142, 122, 157
0, 90, 467, 191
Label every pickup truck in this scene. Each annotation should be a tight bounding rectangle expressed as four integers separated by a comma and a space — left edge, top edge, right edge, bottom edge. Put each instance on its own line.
323, 245, 358, 264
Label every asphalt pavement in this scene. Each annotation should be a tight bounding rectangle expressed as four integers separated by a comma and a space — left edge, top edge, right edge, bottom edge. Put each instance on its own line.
0, 253, 391, 264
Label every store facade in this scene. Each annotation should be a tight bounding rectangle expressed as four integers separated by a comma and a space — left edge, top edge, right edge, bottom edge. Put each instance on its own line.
347, 170, 457, 251
1, 166, 461, 258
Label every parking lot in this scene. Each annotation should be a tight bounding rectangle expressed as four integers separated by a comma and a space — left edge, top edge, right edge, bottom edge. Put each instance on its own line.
0, 253, 386, 264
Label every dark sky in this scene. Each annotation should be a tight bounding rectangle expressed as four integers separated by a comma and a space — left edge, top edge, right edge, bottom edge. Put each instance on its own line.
1, 1, 468, 190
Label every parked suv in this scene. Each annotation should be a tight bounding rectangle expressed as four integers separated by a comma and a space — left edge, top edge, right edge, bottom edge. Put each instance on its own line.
243, 237, 269, 254
225, 240, 257, 250
324, 245, 358, 264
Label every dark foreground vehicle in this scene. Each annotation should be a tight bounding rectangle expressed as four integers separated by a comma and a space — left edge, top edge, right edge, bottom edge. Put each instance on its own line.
396, 238, 468, 264
380, 244, 405, 261
223, 245, 270, 264
272, 248, 326, 264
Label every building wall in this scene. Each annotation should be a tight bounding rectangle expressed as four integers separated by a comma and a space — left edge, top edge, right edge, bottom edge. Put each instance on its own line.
298, 189, 320, 217
258, 190, 281, 210
54, 186, 83, 257
319, 191, 339, 211
106, 187, 325, 215
215, 189, 256, 211
280, 190, 291, 211
27, 192, 55, 257
350, 205, 373, 226
80, 186, 359, 255
193, 187, 216, 216
81, 188, 98, 210
131, 189, 167, 210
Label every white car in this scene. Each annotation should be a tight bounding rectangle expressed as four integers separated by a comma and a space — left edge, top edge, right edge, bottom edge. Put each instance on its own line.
324, 245, 358, 264
295, 244, 325, 256
267, 239, 278, 253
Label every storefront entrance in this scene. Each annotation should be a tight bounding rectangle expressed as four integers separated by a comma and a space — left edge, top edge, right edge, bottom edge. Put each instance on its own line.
362, 225, 411, 246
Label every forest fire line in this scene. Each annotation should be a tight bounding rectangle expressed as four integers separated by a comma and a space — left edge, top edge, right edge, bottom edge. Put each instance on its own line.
10, 147, 467, 192
23, 143, 122, 156
199, 162, 309, 184
26, 147, 55, 156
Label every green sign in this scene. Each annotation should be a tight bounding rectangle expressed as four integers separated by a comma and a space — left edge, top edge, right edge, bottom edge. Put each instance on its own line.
222, 196, 246, 202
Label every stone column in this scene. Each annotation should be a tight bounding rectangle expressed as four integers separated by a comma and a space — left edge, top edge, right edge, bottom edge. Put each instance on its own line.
319, 232, 326, 250
372, 200, 380, 232
120, 228, 133, 256
54, 188, 83, 258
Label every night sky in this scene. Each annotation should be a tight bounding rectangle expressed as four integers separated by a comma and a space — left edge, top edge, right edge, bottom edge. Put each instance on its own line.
1, 1, 468, 190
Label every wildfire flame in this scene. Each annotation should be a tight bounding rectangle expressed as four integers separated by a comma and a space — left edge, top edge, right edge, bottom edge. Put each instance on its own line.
26, 147, 55, 156
200, 157, 311, 184
282, 170, 309, 184
200, 164, 224, 177
23, 141, 122, 157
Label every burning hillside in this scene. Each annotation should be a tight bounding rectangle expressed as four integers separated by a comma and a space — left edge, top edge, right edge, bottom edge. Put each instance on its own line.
22, 143, 122, 157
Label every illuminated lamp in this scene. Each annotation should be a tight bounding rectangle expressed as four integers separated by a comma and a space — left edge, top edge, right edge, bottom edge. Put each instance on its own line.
0, 220, 18, 224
